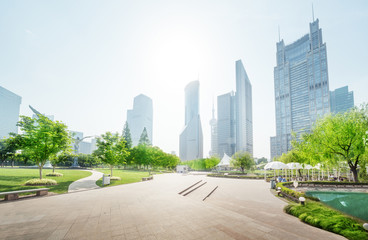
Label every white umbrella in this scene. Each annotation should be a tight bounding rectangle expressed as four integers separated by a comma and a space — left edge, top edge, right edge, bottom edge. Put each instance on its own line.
264, 161, 289, 170
303, 164, 313, 181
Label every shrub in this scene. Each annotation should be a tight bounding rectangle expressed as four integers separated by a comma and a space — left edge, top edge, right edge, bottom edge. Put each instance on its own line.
110, 176, 121, 181
46, 172, 63, 177
25, 178, 57, 186
284, 202, 368, 240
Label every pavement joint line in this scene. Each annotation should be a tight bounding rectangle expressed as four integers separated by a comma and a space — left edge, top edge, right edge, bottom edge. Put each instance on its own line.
203, 186, 218, 201
183, 182, 207, 196
178, 180, 203, 195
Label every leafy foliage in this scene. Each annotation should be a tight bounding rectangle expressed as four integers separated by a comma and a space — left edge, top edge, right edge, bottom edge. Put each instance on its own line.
181, 157, 220, 171
16, 115, 72, 179
122, 121, 133, 149
231, 151, 255, 173
25, 178, 57, 186
93, 132, 129, 177
285, 202, 368, 240
138, 127, 151, 146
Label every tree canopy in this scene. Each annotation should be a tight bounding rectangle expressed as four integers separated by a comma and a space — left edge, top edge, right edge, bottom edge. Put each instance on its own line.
231, 151, 254, 173
16, 115, 72, 179
138, 127, 151, 146
122, 121, 132, 149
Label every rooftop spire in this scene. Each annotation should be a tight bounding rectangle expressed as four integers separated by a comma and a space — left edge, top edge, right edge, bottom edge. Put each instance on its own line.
312, 3, 315, 21
278, 25, 280, 42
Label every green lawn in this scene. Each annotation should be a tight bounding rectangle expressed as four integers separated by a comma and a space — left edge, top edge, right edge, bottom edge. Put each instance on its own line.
95, 169, 151, 187
0, 168, 91, 197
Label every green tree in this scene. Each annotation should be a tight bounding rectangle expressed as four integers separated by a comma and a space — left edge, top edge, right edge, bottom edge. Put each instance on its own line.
16, 115, 72, 179
77, 153, 102, 168
204, 156, 220, 169
138, 127, 151, 146
93, 132, 129, 176
257, 157, 268, 164
300, 105, 368, 182
122, 121, 133, 149
231, 151, 254, 173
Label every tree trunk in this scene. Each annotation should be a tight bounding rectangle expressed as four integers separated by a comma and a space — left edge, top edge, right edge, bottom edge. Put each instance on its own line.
110, 165, 113, 177
53, 165, 55, 173
39, 166, 43, 179
241, 167, 244, 173
351, 166, 358, 182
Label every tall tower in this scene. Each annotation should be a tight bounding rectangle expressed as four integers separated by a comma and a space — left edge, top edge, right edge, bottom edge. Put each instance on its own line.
272, 19, 330, 158
209, 102, 218, 157
179, 81, 203, 161
0, 86, 22, 139
235, 60, 253, 155
127, 94, 153, 146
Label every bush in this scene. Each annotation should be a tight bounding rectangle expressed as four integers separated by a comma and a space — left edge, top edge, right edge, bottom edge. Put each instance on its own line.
25, 178, 57, 186
46, 172, 63, 177
110, 176, 121, 181
284, 202, 368, 240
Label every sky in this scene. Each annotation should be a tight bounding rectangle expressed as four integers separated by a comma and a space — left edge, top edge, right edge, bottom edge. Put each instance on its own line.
1, 0, 368, 159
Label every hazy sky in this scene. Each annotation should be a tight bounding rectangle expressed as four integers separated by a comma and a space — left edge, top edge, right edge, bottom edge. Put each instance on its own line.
1, 0, 367, 159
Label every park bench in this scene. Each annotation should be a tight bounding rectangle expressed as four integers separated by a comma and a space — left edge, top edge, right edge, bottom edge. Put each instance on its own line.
142, 176, 153, 181
0, 188, 49, 201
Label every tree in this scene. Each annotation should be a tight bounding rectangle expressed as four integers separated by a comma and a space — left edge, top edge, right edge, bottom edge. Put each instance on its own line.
16, 115, 72, 179
204, 156, 220, 169
300, 105, 368, 182
122, 121, 133, 149
138, 127, 151, 146
231, 151, 254, 173
257, 157, 268, 164
93, 132, 129, 177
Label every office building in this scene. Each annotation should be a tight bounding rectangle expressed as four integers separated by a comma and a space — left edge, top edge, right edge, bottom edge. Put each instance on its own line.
127, 94, 153, 146
235, 60, 253, 155
0, 86, 22, 139
273, 19, 330, 158
179, 81, 203, 161
217, 91, 236, 158
209, 104, 218, 157
330, 86, 354, 113
270, 136, 277, 161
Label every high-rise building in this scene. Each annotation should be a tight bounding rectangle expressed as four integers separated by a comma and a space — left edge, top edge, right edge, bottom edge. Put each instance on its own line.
209, 103, 218, 157
179, 81, 203, 161
330, 86, 354, 113
0, 86, 22, 139
270, 136, 277, 161
273, 19, 330, 158
127, 94, 153, 146
217, 91, 236, 158
235, 60, 253, 155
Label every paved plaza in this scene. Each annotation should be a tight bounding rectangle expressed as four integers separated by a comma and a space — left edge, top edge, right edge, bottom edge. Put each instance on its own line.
0, 173, 345, 240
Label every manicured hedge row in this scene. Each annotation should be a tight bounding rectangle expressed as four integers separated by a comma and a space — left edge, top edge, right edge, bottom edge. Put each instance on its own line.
285, 202, 368, 240
207, 174, 265, 179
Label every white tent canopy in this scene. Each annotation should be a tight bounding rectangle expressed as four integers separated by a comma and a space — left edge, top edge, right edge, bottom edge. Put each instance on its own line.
217, 153, 232, 167
264, 161, 289, 170
287, 162, 303, 169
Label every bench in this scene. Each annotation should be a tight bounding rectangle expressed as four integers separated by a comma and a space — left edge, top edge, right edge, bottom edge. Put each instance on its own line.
0, 188, 49, 201
142, 176, 153, 181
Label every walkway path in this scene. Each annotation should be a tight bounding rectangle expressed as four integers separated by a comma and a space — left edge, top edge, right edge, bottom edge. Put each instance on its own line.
68, 170, 103, 193
0, 174, 345, 240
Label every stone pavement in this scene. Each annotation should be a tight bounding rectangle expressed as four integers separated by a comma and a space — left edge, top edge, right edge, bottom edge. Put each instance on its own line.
0, 174, 346, 240
68, 170, 103, 193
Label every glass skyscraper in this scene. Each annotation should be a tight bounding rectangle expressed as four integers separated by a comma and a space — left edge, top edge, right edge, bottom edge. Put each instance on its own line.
330, 86, 354, 113
0, 86, 22, 139
236, 60, 253, 155
272, 19, 330, 158
179, 81, 203, 161
127, 94, 153, 146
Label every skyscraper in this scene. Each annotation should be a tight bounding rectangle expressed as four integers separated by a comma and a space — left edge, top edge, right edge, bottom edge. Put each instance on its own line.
0, 86, 22, 139
209, 103, 218, 157
179, 81, 203, 161
127, 94, 153, 146
235, 60, 253, 155
272, 19, 330, 158
330, 86, 354, 113
217, 91, 236, 158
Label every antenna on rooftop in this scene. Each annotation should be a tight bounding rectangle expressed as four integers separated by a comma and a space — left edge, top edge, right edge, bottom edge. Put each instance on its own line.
312, 3, 315, 21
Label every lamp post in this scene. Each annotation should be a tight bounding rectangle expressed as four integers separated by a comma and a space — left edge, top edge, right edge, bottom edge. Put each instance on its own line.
71, 135, 95, 168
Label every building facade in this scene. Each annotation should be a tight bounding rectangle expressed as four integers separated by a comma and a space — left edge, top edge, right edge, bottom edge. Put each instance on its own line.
270, 136, 277, 161
209, 104, 218, 157
0, 86, 22, 139
272, 19, 330, 158
179, 81, 203, 161
127, 94, 153, 146
330, 86, 354, 113
235, 60, 253, 155
217, 91, 236, 158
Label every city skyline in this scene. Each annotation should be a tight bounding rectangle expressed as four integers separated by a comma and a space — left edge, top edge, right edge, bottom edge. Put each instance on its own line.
1, 1, 367, 159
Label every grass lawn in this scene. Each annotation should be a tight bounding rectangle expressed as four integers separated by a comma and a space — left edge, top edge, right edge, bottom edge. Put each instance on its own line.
95, 169, 151, 187
0, 168, 91, 197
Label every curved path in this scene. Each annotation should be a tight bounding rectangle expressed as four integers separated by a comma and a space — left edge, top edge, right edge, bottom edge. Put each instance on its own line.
0, 174, 346, 239
68, 170, 103, 193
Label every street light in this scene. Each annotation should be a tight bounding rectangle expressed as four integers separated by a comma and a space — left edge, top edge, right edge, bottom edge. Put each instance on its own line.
71, 135, 97, 168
